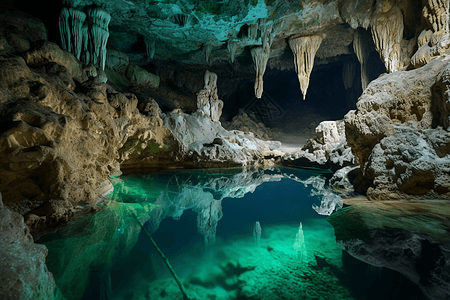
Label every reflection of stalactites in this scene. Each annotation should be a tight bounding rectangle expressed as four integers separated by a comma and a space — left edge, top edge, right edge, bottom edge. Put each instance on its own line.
353, 28, 372, 90
197, 200, 223, 246
288, 35, 323, 100
253, 221, 261, 244
292, 222, 307, 264
370, 3, 403, 73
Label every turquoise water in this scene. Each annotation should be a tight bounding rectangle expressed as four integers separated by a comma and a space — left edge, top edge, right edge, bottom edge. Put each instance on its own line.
106, 167, 351, 300
40, 167, 427, 300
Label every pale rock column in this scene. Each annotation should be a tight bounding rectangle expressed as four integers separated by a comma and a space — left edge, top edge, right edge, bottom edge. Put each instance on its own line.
370, 0, 404, 73
288, 35, 323, 100
353, 28, 372, 90
196, 70, 223, 122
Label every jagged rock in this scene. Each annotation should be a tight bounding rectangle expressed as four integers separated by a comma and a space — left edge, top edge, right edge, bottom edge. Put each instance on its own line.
222, 110, 274, 140
345, 55, 450, 200
24, 40, 87, 83
0, 193, 61, 300
125, 62, 160, 89
283, 120, 355, 171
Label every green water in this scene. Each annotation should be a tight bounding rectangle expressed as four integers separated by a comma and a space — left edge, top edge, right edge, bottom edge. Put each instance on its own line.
42, 167, 355, 300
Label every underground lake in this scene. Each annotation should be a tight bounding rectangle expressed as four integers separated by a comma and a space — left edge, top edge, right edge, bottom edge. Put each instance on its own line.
37, 167, 431, 300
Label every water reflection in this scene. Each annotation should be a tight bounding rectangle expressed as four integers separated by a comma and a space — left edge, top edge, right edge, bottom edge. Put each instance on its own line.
109, 168, 342, 245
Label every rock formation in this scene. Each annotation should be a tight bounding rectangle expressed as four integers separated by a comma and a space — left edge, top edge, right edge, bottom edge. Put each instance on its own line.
59, 6, 111, 71
353, 28, 373, 90
370, 1, 404, 73
0, 193, 61, 299
196, 70, 223, 122
411, 0, 450, 68
288, 35, 323, 100
345, 56, 450, 200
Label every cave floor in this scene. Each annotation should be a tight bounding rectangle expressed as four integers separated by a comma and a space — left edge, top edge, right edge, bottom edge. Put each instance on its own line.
273, 132, 314, 154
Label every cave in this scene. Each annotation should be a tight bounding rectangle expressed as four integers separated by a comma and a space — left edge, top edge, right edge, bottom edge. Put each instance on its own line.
1, 0, 450, 299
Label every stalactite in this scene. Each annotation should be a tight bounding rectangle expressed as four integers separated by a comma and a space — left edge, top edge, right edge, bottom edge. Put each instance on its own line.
203, 43, 213, 64
69, 9, 86, 61
423, 0, 449, 41
81, 23, 90, 65
248, 23, 258, 40
59, 7, 70, 52
86, 7, 111, 70
145, 37, 156, 60
342, 60, 356, 90
353, 28, 372, 90
288, 35, 323, 100
227, 39, 238, 63
370, 2, 404, 73
249, 25, 273, 98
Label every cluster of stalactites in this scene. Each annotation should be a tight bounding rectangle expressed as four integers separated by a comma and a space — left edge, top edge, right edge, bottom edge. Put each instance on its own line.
353, 28, 372, 90
59, 6, 111, 70
288, 35, 323, 100
370, 1, 403, 73
250, 25, 273, 98
423, 0, 449, 37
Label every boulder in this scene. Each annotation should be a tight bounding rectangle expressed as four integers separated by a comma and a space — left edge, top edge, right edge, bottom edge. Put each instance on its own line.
345, 55, 450, 199
0, 193, 61, 300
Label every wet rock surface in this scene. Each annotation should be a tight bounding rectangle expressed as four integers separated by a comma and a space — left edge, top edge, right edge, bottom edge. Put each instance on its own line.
328, 197, 450, 300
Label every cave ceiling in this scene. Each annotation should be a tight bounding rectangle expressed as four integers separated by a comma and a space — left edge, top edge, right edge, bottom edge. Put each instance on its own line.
61, 0, 375, 66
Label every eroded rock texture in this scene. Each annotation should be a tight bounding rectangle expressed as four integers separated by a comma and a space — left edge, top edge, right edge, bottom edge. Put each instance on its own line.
0, 193, 61, 300
345, 56, 450, 200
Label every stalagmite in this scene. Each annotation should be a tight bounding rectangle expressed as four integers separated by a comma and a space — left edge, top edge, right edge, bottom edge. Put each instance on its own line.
86, 7, 111, 70
227, 39, 238, 63
203, 43, 213, 64
196, 70, 223, 122
248, 23, 258, 40
370, 2, 403, 73
342, 60, 356, 90
288, 35, 323, 100
353, 28, 372, 90
145, 37, 156, 60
